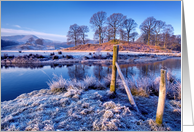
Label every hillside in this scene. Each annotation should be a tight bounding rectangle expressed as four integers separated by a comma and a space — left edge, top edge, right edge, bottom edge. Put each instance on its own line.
1, 35, 74, 50
63, 40, 180, 53
1, 39, 20, 48
1, 35, 38, 44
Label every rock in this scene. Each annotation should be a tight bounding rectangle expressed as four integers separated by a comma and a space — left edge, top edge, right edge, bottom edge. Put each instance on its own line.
19, 51, 22, 53
106, 53, 112, 59
23, 55, 29, 59
58, 51, 62, 54
83, 56, 89, 60
66, 55, 73, 59
52, 55, 59, 60
93, 55, 103, 59
36, 54, 45, 58
50, 52, 55, 56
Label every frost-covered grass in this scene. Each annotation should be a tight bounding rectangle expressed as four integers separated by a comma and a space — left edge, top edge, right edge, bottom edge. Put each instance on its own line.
47, 71, 181, 99
1, 72, 181, 131
47, 74, 107, 93
47, 74, 69, 92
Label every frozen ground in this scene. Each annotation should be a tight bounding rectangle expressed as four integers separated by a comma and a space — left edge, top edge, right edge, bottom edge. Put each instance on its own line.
1, 50, 181, 66
1, 74, 181, 131
1, 50, 181, 56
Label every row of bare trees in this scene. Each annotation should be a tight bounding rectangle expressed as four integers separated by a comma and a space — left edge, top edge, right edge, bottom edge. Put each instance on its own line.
90, 11, 139, 44
67, 11, 139, 45
139, 16, 180, 48
66, 12, 180, 48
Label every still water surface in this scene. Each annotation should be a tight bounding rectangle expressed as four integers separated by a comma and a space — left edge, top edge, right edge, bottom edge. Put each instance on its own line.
1, 58, 181, 101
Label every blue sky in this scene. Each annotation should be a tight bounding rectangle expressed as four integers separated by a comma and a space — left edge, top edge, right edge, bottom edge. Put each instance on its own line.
1, 1, 181, 42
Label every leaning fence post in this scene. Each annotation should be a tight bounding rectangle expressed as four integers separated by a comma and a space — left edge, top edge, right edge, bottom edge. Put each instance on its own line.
156, 69, 167, 125
115, 62, 139, 112
110, 45, 119, 92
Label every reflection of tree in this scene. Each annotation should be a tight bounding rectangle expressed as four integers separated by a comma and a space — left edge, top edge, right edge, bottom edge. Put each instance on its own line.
67, 64, 89, 80
160, 59, 181, 70
93, 65, 107, 80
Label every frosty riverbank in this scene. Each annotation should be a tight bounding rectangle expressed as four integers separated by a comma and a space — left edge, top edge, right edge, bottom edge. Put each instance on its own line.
1, 50, 181, 66
1, 73, 181, 131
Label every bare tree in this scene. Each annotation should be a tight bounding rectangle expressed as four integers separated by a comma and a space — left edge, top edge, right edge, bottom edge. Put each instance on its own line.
154, 20, 165, 46
163, 24, 174, 48
67, 24, 81, 46
139, 17, 157, 45
94, 27, 107, 43
90, 11, 107, 44
118, 28, 127, 41
79, 25, 89, 44
107, 13, 126, 41
35, 38, 43, 45
131, 32, 138, 42
176, 35, 181, 44
106, 26, 114, 41
123, 18, 137, 42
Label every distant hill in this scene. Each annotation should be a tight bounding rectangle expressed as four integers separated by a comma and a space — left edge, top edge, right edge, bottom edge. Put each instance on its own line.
1, 39, 20, 49
1, 35, 75, 50
1, 35, 38, 44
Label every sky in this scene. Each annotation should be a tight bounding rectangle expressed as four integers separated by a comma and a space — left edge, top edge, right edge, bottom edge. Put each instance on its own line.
1, 1, 181, 42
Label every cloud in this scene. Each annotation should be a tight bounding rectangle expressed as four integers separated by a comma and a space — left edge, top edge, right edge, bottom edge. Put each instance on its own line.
1, 28, 67, 42
13, 25, 21, 28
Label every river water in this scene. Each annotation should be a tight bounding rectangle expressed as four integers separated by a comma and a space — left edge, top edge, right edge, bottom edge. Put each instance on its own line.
1, 58, 181, 101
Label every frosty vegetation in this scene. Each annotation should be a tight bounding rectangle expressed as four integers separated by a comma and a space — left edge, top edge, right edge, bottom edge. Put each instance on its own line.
1, 51, 181, 67
1, 70, 181, 131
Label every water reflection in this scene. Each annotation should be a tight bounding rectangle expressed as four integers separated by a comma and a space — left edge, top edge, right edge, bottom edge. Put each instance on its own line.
1, 58, 181, 80
68, 65, 90, 80
1, 58, 181, 101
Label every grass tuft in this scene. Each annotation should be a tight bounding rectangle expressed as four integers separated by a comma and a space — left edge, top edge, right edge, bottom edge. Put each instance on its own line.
47, 74, 68, 93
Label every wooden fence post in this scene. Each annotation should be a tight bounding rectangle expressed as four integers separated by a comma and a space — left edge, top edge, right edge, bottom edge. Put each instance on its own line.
110, 45, 119, 92
156, 69, 167, 125
116, 62, 139, 112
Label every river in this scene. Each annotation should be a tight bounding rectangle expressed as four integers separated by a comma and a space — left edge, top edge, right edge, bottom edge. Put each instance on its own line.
1, 58, 181, 101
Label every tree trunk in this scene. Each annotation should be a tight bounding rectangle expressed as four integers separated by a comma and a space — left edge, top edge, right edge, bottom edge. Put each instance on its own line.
114, 28, 116, 41
155, 34, 158, 46
164, 34, 167, 48
127, 30, 130, 42
147, 31, 150, 45
99, 33, 101, 44
75, 38, 77, 46
83, 34, 85, 44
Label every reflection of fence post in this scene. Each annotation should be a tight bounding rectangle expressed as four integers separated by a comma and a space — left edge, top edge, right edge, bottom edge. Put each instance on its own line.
156, 69, 167, 125
110, 45, 119, 92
